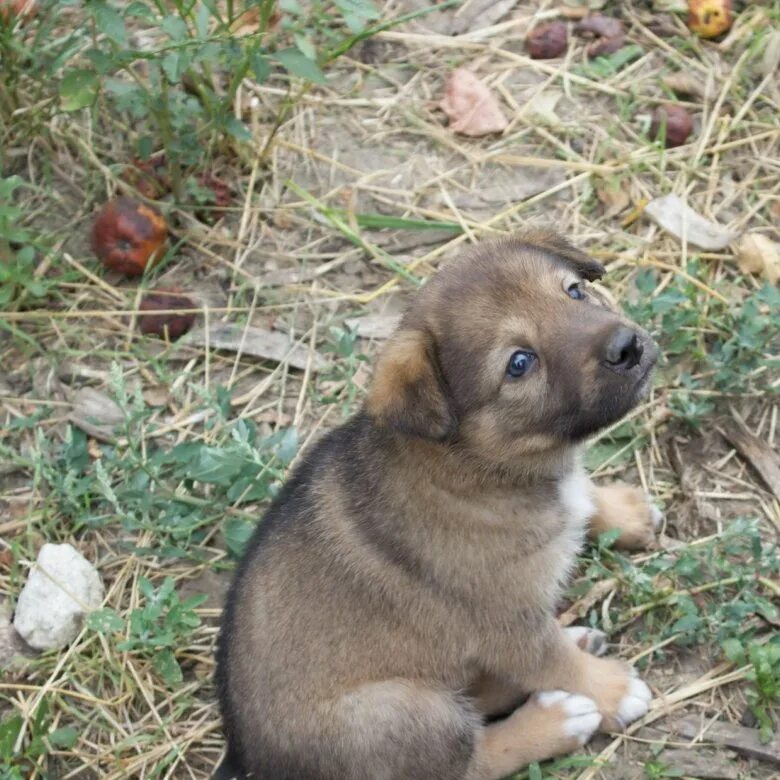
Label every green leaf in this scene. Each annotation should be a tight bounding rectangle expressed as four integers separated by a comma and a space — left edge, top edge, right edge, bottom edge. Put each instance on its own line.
224, 116, 252, 142
0, 714, 23, 759
125, 1, 154, 20
274, 48, 326, 85
87, 608, 125, 633
161, 52, 184, 84
293, 32, 317, 61
187, 447, 247, 485
250, 53, 270, 83
93, 3, 126, 45
274, 427, 298, 465
224, 516, 255, 556
161, 14, 188, 41
195, 2, 210, 38
59, 69, 100, 111
528, 762, 543, 780
47, 726, 79, 749
154, 648, 183, 685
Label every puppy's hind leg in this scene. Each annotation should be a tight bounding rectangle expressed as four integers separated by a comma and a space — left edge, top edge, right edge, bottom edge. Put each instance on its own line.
333, 680, 481, 780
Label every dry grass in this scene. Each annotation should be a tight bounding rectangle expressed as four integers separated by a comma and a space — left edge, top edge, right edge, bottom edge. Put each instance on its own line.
1, 1, 779, 778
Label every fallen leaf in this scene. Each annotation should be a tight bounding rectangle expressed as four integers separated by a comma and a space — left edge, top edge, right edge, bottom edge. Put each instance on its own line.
595, 178, 630, 217
439, 69, 509, 137
450, 0, 516, 34
735, 233, 780, 284
662, 71, 708, 99
721, 416, 780, 501
524, 90, 563, 126
142, 385, 171, 407
673, 715, 780, 766
761, 30, 780, 78
181, 324, 328, 372
229, 6, 280, 37
67, 387, 125, 441
643, 194, 739, 250
450, 166, 566, 210
345, 313, 402, 340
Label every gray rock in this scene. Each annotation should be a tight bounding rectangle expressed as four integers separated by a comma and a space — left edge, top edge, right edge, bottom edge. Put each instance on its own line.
13, 543, 104, 650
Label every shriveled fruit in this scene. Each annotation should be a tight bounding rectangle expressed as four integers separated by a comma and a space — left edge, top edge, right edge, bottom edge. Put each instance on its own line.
197, 172, 233, 208
0, 0, 37, 21
649, 104, 693, 147
575, 14, 625, 58
91, 197, 167, 277
526, 22, 568, 59
123, 153, 171, 199
687, 0, 732, 39
138, 289, 197, 340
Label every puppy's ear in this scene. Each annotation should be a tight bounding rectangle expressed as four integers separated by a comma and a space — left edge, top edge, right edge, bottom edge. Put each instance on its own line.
517, 228, 605, 281
366, 328, 455, 441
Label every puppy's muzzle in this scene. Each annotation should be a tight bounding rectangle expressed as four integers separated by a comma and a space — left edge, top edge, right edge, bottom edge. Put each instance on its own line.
602, 327, 658, 379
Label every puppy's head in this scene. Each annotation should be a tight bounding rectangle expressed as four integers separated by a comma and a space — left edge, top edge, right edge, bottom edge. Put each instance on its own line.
367, 230, 658, 465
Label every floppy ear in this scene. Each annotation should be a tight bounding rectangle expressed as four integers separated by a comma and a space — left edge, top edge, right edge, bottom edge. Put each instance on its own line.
366, 328, 455, 441
516, 228, 605, 281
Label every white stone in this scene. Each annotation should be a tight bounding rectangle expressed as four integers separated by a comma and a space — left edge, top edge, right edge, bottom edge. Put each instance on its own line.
13, 543, 104, 650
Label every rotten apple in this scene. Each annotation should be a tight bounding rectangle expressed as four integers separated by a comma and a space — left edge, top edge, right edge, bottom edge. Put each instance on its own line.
91, 197, 168, 277
138, 289, 196, 340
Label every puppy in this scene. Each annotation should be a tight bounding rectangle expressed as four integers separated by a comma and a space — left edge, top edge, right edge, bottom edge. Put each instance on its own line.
215, 230, 661, 780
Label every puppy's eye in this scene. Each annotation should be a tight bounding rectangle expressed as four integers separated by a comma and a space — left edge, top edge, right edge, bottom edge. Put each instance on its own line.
506, 350, 537, 378
567, 282, 585, 300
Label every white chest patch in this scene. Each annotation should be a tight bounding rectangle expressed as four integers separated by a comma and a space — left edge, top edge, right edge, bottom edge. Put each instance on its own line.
558, 467, 596, 529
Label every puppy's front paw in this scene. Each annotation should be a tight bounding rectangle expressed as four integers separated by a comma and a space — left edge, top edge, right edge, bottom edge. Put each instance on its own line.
582, 657, 652, 732
598, 484, 663, 550
533, 690, 602, 748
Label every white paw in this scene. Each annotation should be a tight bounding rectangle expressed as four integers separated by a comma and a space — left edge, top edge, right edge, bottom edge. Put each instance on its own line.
565, 626, 608, 656
536, 690, 602, 746
616, 676, 652, 728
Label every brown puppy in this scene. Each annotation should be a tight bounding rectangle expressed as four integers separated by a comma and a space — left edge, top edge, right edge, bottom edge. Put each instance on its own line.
215, 231, 661, 780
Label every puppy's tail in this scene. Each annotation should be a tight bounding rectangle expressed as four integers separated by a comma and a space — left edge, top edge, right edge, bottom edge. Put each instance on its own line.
213, 753, 245, 780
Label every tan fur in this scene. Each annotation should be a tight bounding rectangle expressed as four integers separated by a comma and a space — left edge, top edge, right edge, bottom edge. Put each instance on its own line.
216, 232, 660, 780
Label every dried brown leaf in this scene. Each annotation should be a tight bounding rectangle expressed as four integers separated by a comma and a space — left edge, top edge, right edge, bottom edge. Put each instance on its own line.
662, 71, 707, 99
67, 387, 125, 442
644, 195, 739, 250
735, 233, 780, 284
181, 324, 329, 372
439, 69, 509, 137
596, 179, 630, 217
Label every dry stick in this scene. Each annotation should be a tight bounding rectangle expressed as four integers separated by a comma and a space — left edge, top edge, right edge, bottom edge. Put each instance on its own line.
693, 46, 753, 166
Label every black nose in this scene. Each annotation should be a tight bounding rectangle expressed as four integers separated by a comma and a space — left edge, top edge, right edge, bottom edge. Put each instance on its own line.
603, 327, 643, 372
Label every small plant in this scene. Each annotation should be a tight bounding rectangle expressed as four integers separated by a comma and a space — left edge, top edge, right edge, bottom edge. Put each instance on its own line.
55, 0, 381, 198
0, 176, 55, 309
29, 372, 299, 558
0, 698, 78, 779
723, 638, 780, 743
625, 265, 779, 427
89, 576, 207, 686
318, 324, 369, 416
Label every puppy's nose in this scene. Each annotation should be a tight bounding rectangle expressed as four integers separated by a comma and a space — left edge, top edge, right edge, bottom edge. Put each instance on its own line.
603, 327, 643, 372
